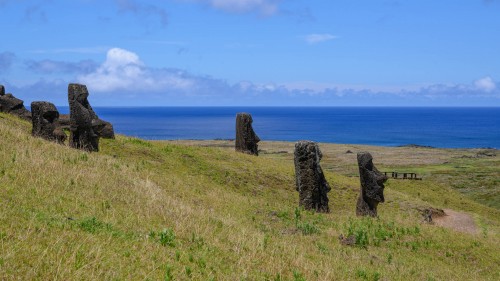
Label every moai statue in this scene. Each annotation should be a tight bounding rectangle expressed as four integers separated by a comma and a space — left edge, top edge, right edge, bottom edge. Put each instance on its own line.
31, 101, 66, 143
294, 141, 331, 213
0, 85, 32, 121
68, 83, 99, 151
356, 152, 388, 217
235, 113, 260, 155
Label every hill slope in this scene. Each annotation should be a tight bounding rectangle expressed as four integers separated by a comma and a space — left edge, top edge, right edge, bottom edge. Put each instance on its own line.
0, 113, 499, 280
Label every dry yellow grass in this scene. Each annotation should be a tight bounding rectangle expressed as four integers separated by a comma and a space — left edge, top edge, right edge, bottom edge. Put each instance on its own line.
1, 113, 499, 280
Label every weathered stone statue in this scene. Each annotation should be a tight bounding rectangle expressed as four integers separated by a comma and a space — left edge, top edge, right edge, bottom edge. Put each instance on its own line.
294, 141, 331, 212
68, 83, 99, 151
31, 101, 66, 143
60, 114, 114, 140
356, 152, 388, 217
235, 113, 260, 155
0, 85, 31, 121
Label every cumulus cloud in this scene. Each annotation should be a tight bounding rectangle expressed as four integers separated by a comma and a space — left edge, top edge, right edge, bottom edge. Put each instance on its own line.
0, 52, 16, 72
303, 33, 337, 44
25, 59, 98, 74
78, 48, 195, 92
188, 0, 281, 15
474, 76, 496, 92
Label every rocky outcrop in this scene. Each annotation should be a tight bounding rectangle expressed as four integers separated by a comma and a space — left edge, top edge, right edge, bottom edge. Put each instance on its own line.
0, 85, 31, 121
294, 141, 331, 213
68, 83, 99, 151
235, 113, 260, 155
356, 152, 388, 217
31, 101, 66, 143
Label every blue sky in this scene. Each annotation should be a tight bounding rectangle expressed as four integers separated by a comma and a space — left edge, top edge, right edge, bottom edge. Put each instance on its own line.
0, 0, 499, 106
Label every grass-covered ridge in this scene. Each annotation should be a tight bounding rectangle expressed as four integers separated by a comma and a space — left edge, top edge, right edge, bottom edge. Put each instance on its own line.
0, 113, 499, 280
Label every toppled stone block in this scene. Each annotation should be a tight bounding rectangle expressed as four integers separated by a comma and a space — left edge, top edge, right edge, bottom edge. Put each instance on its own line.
235, 113, 260, 155
92, 118, 115, 139
31, 101, 66, 143
356, 152, 388, 217
0, 85, 31, 121
294, 141, 331, 212
68, 83, 99, 151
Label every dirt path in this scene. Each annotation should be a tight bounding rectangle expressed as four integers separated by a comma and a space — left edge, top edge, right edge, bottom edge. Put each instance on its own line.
433, 209, 479, 235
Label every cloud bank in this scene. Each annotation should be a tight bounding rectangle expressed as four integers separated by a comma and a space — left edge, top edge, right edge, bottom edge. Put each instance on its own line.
4, 48, 500, 106
474, 76, 496, 92
25, 59, 98, 74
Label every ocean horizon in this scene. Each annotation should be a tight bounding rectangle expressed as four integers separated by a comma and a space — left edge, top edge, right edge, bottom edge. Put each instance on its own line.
56, 106, 500, 149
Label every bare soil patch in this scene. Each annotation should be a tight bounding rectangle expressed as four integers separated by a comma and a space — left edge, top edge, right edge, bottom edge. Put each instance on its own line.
433, 209, 479, 235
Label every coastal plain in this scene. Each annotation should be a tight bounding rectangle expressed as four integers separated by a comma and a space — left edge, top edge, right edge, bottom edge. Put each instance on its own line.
1, 113, 499, 280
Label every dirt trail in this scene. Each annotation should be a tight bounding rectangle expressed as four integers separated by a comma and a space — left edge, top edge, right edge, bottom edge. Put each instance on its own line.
433, 209, 479, 235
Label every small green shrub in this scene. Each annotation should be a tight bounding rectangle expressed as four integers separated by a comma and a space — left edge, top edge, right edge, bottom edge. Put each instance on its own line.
149, 228, 176, 247
293, 270, 306, 281
78, 217, 112, 234
294, 207, 320, 235
344, 218, 420, 248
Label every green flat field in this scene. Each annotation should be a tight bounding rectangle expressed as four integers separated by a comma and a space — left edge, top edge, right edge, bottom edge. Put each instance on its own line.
1, 113, 499, 280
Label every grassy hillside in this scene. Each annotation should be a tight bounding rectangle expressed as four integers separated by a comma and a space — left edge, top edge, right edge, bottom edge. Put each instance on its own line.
1, 113, 499, 280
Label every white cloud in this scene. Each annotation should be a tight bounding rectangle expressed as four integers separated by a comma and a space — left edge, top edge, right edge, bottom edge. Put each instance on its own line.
78, 48, 194, 92
304, 33, 337, 44
188, 0, 280, 15
474, 76, 496, 92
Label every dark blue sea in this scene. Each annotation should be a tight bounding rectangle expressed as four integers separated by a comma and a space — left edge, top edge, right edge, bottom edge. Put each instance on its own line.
61, 107, 500, 149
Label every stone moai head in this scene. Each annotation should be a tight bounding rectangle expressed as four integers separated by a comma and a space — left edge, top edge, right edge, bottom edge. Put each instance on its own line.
294, 141, 331, 213
68, 83, 99, 151
31, 101, 66, 143
356, 152, 388, 217
0, 88, 32, 120
235, 112, 260, 155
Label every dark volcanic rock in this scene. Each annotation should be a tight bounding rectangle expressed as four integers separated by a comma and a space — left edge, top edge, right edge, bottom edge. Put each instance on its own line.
235, 113, 260, 155
294, 141, 331, 213
68, 83, 99, 151
58, 114, 70, 130
419, 207, 445, 223
356, 152, 388, 217
0, 86, 31, 121
31, 101, 66, 143
92, 118, 115, 139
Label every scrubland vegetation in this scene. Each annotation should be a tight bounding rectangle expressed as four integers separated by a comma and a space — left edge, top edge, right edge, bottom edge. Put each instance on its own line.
1, 113, 499, 280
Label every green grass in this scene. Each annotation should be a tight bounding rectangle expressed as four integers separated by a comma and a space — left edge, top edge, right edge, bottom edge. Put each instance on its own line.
0, 112, 499, 280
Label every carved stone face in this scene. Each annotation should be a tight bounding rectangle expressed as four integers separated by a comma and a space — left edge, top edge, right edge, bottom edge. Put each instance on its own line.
294, 141, 331, 213
68, 83, 99, 151
357, 152, 387, 203
31, 101, 65, 143
235, 113, 260, 155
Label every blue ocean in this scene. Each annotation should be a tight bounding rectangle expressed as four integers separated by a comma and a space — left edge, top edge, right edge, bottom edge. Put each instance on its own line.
61, 107, 499, 149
